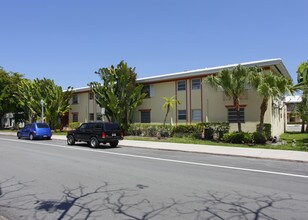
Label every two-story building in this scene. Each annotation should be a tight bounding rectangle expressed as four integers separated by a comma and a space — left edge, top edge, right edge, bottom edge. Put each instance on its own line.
66, 58, 291, 136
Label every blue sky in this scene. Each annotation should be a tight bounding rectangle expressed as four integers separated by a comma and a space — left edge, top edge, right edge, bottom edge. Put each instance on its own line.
1, 0, 307, 89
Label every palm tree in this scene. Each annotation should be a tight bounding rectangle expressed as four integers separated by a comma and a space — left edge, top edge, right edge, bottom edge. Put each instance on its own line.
162, 96, 180, 126
250, 71, 293, 134
205, 65, 250, 132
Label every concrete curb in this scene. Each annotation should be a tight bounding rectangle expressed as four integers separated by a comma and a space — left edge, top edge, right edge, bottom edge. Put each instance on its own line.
1, 132, 308, 163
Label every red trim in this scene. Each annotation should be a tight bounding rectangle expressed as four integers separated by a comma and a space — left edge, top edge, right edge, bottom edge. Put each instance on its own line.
189, 79, 192, 124
186, 80, 188, 125
139, 109, 151, 111
141, 73, 218, 85
225, 105, 247, 108
201, 82, 203, 122
175, 81, 178, 126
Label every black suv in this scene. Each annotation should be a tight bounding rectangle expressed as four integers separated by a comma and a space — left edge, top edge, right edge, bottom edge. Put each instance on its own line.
66, 122, 123, 148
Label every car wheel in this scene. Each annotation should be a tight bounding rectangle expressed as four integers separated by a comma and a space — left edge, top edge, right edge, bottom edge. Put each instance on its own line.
67, 135, 75, 145
17, 132, 21, 139
90, 137, 99, 148
110, 141, 119, 148
29, 133, 34, 141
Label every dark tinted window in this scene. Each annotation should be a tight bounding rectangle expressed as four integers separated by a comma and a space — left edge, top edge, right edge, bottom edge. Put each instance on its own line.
141, 111, 151, 123
94, 123, 102, 129
36, 123, 49, 128
104, 123, 120, 130
228, 108, 245, 123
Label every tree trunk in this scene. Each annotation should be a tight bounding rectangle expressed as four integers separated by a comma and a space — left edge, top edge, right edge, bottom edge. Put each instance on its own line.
258, 98, 268, 134
233, 97, 241, 132
0, 112, 4, 129
301, 120, 305, 133
163, 106, 170, 126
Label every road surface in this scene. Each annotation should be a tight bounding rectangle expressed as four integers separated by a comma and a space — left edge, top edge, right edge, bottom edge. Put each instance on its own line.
0, 135, 308, 219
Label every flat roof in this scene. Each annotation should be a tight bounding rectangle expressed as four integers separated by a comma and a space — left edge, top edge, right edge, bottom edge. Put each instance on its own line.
137, 58, 291, 84
72, 58, 291, 92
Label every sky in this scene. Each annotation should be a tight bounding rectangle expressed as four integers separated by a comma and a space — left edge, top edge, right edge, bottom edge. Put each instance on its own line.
1, 0, 307, 89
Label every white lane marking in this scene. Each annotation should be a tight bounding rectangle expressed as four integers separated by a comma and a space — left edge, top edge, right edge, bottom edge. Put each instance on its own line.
1, 137, 308, 179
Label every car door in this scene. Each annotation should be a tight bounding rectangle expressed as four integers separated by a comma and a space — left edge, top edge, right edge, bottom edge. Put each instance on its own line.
83, 123, 94, 141
74, 124, 87, 141
21, 124, 31, 137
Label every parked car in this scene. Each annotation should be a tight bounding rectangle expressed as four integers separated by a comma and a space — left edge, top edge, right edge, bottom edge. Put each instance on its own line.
66, 122, 123, 148
17, 123, 52, 140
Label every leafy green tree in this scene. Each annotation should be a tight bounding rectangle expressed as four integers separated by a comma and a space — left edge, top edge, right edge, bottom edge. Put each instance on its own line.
205, 65, 250, 132
15, 78, 73, 129
250, 71, 293, 134
0, 67, 24, 127
89, 61, 146, 132
294, 61, 308, 132
162, 96, 180, 126
15, 79, 38, 122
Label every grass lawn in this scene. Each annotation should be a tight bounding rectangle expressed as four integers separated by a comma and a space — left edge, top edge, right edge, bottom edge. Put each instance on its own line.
125, 132, 308, 152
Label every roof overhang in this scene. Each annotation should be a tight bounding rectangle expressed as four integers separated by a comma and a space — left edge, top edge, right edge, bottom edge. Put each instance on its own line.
137, 58, 291, 84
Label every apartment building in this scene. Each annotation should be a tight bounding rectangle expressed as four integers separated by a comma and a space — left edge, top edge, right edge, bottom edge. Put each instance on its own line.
66, 58, 291, 136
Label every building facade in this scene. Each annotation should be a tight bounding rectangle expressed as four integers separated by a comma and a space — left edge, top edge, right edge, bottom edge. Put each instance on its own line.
66, 58, 291, 137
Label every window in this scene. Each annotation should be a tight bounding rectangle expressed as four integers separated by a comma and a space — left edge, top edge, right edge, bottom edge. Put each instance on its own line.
178, 110, 187, 120
192, 109, 201, 121
105, 123, 121, 130
89, 93, 94, 100
141, 111, 151, 123
72, 113, 78, 122
227, 108, 245, 123
177, 80, 186, 91
89, 113, 94, 121
37, 123, 49, 128
142, 85, 151, 98
72, 94, 79, 104
191, 79, 201, 90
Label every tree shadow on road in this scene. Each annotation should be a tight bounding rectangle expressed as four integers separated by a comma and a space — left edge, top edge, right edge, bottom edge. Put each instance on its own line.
34, 182, 177, 220
0, 177, 36, 212
1, 178, 308, 220
177, 190, 308, 220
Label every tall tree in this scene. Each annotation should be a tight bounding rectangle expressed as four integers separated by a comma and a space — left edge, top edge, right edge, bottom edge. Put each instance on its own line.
205, 65, 250, 132
250, 70, 293, 134
89, 61, 146, 132
162, 96, 180, 126
294, 61, 308, 132
15, 78, 73, 129
0, 67, 24, 127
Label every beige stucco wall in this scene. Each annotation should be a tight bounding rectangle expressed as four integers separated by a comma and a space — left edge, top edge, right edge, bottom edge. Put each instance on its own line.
132, 78, 286, 136
69, 92, 89, 123
69, 92, 103, 123
68, 77, 287, 136
270, 98, 287, 137
134, 81, 177, 124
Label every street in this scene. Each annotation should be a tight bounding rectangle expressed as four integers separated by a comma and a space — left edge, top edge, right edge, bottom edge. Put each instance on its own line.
0, 134, 308, 220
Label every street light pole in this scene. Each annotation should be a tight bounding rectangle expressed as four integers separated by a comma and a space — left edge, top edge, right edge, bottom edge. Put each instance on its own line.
40, 99, 44, 123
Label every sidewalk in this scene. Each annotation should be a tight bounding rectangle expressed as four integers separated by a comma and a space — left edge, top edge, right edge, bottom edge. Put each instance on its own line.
1, 132, 308, 163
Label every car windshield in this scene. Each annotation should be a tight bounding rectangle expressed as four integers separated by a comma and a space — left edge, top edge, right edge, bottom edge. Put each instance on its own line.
104, 123, 120, 130
37, 123, 49, 128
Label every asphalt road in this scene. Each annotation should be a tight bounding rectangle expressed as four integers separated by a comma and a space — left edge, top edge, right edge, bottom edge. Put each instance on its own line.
0, 135, 308, 220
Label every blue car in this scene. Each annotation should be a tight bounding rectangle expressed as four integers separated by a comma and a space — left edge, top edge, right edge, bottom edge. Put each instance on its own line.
17, 123, 52, 140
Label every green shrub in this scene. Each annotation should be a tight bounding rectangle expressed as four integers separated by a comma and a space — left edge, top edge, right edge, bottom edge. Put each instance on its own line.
69, 122, 81, 130
197, 122, 230, 140
222, 132, 253, 144
127, 124, 173, 137
256, 123, 271, 139
252, 132, 267, 144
